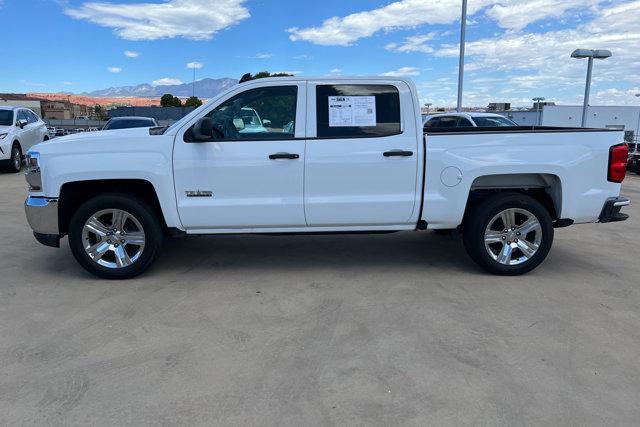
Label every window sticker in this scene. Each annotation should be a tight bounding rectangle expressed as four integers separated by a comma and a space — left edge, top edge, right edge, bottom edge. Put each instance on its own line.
328, 96, 376, 127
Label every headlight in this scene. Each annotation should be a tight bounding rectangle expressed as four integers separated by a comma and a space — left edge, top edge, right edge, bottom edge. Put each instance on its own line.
0, 133, 7, 140
25, 152, 42, 191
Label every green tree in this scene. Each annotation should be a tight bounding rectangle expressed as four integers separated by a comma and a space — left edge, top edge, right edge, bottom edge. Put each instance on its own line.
160, 93, 182, 107
94, 105, 108, 120
239, 71, 293, 83
184, 96, 203, 108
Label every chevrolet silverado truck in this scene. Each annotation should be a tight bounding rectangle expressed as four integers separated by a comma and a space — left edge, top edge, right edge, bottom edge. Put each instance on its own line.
24, 77, 631, 279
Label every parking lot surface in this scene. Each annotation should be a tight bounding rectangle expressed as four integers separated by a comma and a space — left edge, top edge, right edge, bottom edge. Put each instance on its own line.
1, 171, 639, 425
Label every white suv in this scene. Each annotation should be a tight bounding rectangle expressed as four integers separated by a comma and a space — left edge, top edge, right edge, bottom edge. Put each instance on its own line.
0, 106, 48, 173
423, 112, 518, 128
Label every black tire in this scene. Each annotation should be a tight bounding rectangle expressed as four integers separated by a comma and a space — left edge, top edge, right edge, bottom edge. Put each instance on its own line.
8, 143, 22, 173
462, 192, 554, 275
68, 193, 164, 279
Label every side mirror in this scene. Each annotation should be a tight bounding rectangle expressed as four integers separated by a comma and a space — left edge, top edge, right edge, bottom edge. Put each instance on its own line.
192, 117, 223, 141
232, 118, 245, 130
262, 119, 272, 127
17, 119, 27, 129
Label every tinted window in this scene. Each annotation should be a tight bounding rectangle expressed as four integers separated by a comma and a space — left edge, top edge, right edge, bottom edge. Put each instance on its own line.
435, 116, 458, 128
316, 85, 401, 138
473, 116, 517, 127
187, 86, 298, 142
26, 110, 39, 123
103, 118, 156, 130
17, 110, 29, 123
0, 110, 13, 126
424, 117, 440, 128
457, 117, 474, 127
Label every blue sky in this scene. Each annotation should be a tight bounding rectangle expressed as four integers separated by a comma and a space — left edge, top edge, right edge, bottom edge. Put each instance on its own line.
1, 0, 639, 106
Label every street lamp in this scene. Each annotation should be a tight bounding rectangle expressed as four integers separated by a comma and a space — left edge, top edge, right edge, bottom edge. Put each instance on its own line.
571, 49, 612, 127
424, 103, 432, 114
456, 0, 467, 112
532, 97, 545, 126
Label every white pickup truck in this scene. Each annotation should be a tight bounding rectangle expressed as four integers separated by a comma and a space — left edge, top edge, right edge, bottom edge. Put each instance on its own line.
24, 77, 630, 279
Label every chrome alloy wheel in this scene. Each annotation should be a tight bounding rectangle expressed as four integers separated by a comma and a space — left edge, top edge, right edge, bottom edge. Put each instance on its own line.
484, 208, 542, 266
12, 147, 21, 170
81, 209, 146, 269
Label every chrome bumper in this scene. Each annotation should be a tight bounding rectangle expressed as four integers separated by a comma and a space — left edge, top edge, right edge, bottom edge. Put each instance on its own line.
25, 196, 59, 235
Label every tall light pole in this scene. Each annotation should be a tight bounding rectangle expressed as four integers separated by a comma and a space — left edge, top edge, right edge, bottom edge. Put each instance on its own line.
571, 49, 612, 127
424, 103, 432, 114
456, 0, 467, 112
533, 97, 545, 126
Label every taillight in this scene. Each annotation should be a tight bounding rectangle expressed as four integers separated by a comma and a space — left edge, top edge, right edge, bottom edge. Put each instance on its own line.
608, 143, 628, 183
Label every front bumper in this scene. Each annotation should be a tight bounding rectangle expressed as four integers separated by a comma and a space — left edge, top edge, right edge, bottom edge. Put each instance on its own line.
25, 196, 60, 247
599, 197, 630, 223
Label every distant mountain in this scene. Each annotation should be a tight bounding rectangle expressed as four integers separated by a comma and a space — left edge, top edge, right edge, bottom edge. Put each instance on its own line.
86, 77, 238, 98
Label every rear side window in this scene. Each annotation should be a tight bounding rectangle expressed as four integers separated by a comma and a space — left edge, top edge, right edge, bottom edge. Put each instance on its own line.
316, 85, 401, 138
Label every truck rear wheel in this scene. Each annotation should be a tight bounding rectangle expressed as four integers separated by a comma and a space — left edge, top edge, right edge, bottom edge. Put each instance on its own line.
68, 194, 164, 279
462, 193, 553, 275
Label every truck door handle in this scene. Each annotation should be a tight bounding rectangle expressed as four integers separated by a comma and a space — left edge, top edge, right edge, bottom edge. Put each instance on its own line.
383, 150, 413, 157
269, 152, 299, 160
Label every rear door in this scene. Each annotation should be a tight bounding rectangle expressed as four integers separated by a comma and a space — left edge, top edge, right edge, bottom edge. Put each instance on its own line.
173, 81, 307, 230
304, 81, 419, 226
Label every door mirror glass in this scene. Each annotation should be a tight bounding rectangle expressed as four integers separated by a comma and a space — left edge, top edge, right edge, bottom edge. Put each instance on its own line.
232, 118, 245, 130
192, 117, 223, 141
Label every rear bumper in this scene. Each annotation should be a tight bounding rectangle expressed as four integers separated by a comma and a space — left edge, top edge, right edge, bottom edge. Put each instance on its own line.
25, 196, 60, 247
599, 197, 630, 223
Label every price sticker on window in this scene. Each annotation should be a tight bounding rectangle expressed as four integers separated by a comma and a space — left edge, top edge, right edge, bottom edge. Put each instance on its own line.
328, 96, 376, 127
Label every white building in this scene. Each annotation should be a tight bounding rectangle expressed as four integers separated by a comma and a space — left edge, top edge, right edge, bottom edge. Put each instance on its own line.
542, 105, 640, 139
0, 94, 43, 117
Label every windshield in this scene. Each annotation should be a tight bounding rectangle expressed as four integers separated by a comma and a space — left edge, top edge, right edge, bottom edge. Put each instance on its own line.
473, 116, 517, 127
0, 110, 13, 126
103, 118, 155, 130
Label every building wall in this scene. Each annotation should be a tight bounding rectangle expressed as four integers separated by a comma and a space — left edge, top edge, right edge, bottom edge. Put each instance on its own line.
0, 100, 42, 117
493, 110, 542, 126
542, 105, 640, 137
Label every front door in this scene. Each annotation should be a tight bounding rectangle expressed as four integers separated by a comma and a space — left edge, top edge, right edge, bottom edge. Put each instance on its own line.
173, 82, 307, 230
304, 82, 419, 226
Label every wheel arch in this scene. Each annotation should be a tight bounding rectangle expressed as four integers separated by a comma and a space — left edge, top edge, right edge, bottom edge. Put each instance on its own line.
464, 173, 562, 223
58, 179, 168, 236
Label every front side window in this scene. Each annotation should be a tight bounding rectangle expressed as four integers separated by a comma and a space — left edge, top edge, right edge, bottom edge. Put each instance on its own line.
0, 110, 13, 126
17, 110, 28, 124
473, 116, 517, 127
457, 117, 474, 127
316, 85, 401, 138
26, 110, 39, 123
186, 86, 298, 142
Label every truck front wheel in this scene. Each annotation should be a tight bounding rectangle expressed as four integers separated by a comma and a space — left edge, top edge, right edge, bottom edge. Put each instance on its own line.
68, 194, 164, 279
462, 193, 553, 275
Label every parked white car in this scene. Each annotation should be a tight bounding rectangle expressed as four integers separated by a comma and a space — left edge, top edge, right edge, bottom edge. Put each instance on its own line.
24, 77, 630, 279
0, 106, 48, 173
424, 112, 518, 128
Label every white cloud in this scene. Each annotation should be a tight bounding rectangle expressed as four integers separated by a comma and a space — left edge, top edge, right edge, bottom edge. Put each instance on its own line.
107, 66, 122, 73
293, 54, 312, 60
65, 0, 250, 41
273, 70, 302, 75
252, 53, 273, 59
19, 80, 46, 87
186, 61, 204, 69
385, 32, 437, 54
288, 0, 611, 46
61, 81, 76, 86
435, 1, 640, 93
329, 68, 343, 74
124, 50, 140, 58
288, 0, 495, 46
152, 77, 184, 86
380, 66, 420, 77
485, 0, 600, 32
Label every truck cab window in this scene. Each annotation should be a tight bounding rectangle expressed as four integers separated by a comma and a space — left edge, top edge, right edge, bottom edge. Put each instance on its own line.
316, 84, 401, 138
186, 86, 298, 142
